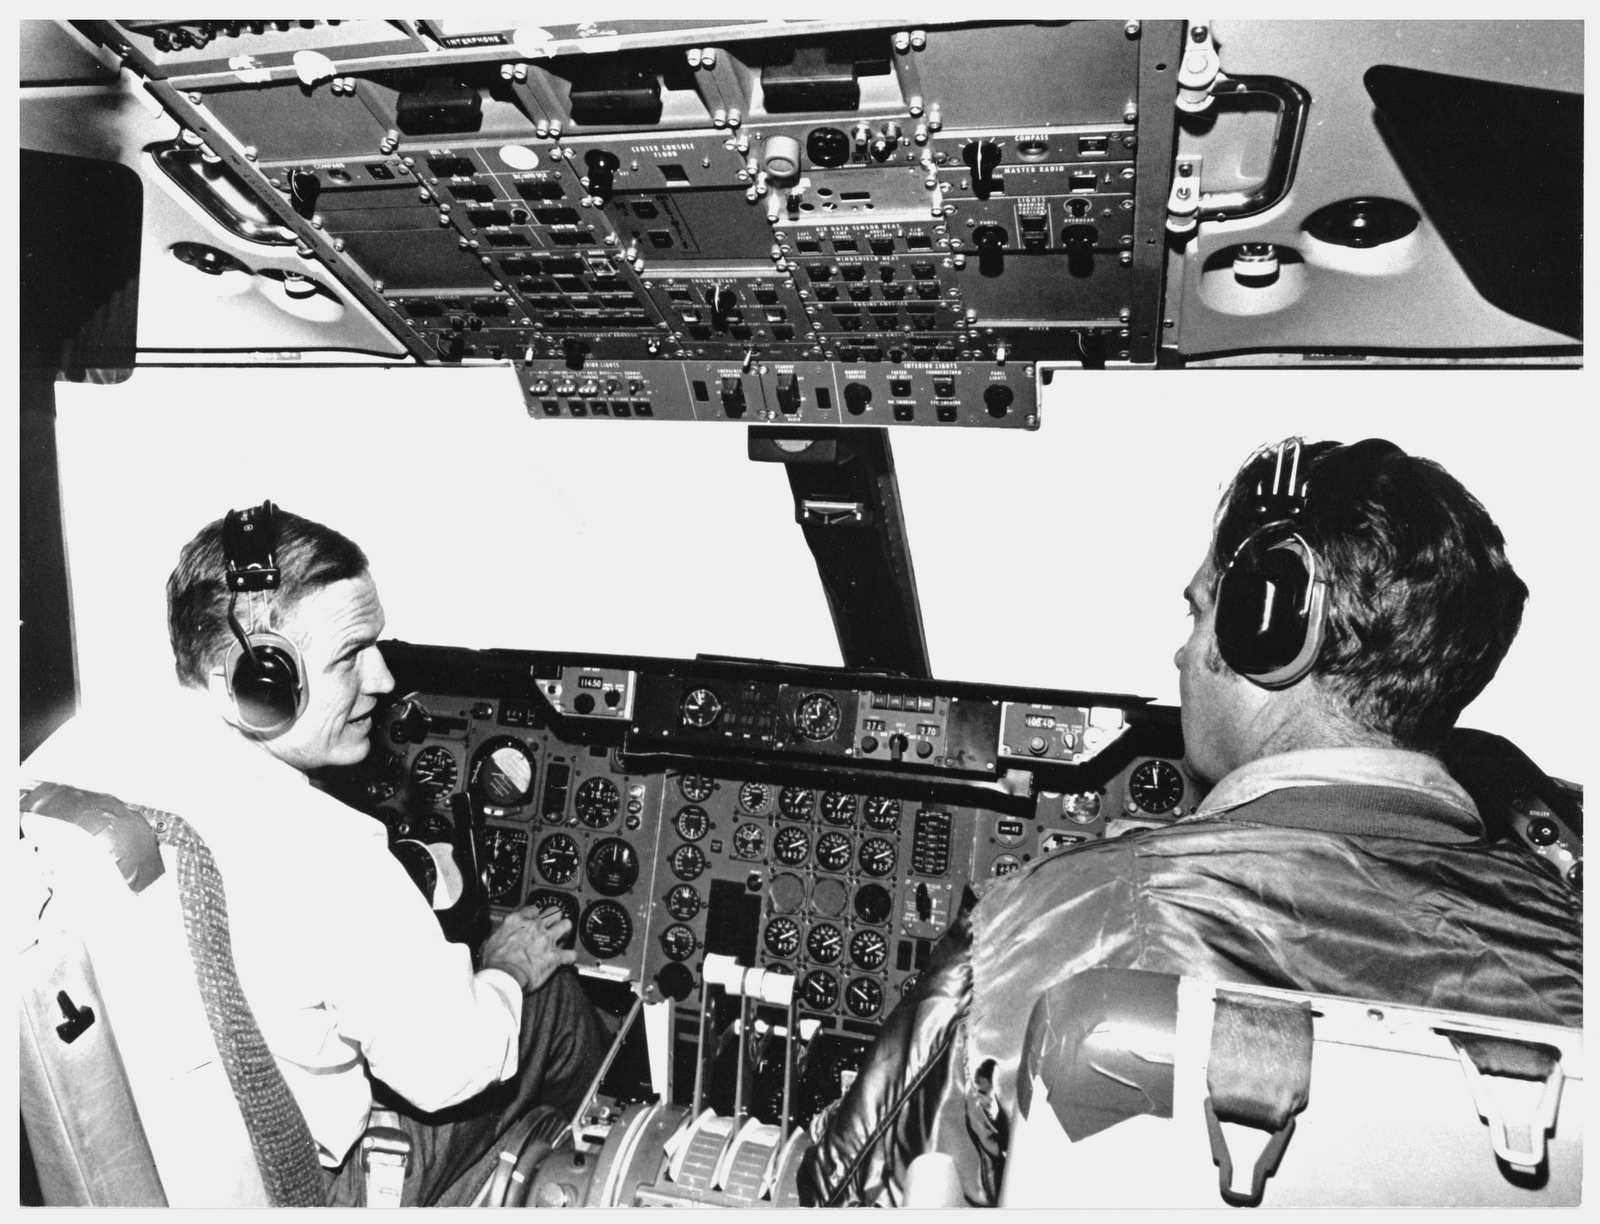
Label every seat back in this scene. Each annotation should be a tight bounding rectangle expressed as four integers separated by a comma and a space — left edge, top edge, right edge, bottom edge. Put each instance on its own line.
1001, 969, 1582, 1208
19, 787, 273, 1205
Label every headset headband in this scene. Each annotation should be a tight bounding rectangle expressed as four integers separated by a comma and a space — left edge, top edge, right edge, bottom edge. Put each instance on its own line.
224, 501, 282, 593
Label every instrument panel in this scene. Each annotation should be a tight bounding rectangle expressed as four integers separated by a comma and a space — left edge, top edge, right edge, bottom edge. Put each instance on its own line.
323, 641, 1577, 1133
341, 644, 1198, 1034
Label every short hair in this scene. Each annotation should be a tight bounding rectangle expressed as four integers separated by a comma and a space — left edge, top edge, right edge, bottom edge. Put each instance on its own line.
167, 507, 369, 688
1210, 439, 1528, 751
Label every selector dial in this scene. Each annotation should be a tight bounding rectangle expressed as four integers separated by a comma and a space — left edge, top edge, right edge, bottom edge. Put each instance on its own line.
806, 126, 850, 169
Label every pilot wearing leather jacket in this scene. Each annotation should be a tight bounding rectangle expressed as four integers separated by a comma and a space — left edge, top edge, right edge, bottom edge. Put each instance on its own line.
797, 438, 1584, 1207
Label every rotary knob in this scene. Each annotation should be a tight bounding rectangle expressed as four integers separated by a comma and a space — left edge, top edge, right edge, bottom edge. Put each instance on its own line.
762, 135, 803, 180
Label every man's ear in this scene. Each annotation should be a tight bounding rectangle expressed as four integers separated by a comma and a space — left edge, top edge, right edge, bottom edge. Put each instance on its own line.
206, 668, 243, 727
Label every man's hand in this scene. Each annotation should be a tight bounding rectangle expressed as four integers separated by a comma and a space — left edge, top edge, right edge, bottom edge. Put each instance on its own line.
480, 906, 577, 993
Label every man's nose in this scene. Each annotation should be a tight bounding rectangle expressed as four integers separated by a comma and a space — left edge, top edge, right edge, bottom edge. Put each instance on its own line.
367, 648, 396, 695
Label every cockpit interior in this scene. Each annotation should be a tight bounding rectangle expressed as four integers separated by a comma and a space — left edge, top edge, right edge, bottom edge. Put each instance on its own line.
19, 18, 1584, 1208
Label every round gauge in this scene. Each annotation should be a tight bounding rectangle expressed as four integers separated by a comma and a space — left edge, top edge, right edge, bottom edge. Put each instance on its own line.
680, 688, 722, 728
854, 883, 893, 925
1063, 791, 1103, 824
857, 836, 896, 878
660, 924, 697, 962
665, 883, 701, 921
778, 786, 815, 820
525, 888, 579, 949
669, 843, 707, 881
409, 811, 455, 842
767, 873, 805, 914
1129, 760, 1185, 814
390, 839, 437, 901
845, 977, 884, 1019
673, 805, 710, 842
813, 877, 848, 916
820, 792, 857, 826
409, 746, 457, 804
579, 899, 633, 959
364, 752, 406, 804
801, 969, 839, 1011
469, 737, 538, 810
483, 828, 527, 906
806, 923, 843, 964
535, 833, 580, 886
575, 777, 621, 828
900, 974, 920, 997
733, 823, 766, 859
738, 781, 772, 813
374, 807, 409, 840
850, 928, 888, 970
773, 826, 810, 866
794, 692, 843, 741
679, 774, 715, 803
863, 796, 902, 831
764, 916, 801, 958
815, 832, 853, 873
993, 854, 1022, 878
585, 837, 640, 895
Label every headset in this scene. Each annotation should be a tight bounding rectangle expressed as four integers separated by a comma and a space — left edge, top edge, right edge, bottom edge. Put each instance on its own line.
221, 501, 307, 735
1213, 437, 1405, 689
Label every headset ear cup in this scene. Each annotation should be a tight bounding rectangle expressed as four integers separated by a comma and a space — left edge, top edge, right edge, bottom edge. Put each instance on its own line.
225, 632, 306, 734
1215, 530, 1327, 689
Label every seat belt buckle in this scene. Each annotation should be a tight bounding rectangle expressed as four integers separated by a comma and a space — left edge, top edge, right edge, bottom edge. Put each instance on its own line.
361, 1109, 411, 1208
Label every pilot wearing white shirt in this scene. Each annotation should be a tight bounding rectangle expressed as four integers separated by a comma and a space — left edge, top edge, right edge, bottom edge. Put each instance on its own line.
25, 503, 608, 1205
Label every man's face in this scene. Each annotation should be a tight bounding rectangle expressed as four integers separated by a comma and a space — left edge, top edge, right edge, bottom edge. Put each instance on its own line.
259, 573, 394, 771
1175, 555, 1266, 785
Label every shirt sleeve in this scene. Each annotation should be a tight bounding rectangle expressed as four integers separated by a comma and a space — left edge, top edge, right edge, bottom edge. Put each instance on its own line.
319, 833, 525, 1113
